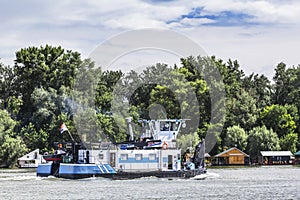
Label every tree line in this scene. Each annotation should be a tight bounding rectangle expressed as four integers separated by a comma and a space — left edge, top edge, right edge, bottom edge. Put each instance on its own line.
0, 45, 299, 167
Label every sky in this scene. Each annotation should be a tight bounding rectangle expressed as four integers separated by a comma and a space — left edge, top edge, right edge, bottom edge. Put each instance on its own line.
1, 0, 300, 79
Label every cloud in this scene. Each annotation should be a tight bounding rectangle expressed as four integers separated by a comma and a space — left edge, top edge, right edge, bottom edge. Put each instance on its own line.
165, 0, 300, 28
0, 0, 299, 79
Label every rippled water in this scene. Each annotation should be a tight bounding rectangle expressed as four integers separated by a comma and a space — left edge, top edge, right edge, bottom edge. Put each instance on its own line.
0, 166, 299, 199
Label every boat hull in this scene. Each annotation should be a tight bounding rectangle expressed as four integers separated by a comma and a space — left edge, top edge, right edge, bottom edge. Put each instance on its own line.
37, 162, 206, 180
36, 163, 52, 177
110, 169, 206, 180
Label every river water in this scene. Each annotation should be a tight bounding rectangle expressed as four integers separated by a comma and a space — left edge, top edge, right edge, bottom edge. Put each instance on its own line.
0, 166, 299, 200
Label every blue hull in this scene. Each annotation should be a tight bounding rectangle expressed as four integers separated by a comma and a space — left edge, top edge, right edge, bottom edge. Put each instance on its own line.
37, 163, 116, 179
36, 163, 52, 177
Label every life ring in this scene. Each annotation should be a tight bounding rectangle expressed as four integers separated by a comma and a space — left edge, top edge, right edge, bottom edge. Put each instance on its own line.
162, 142, 168, 150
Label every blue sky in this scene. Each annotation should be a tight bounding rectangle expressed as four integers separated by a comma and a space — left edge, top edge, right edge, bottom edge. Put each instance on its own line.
1, 0, 300, 79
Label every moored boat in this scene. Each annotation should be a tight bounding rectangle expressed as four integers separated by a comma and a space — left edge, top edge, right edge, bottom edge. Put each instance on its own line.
18, 149, 45, 168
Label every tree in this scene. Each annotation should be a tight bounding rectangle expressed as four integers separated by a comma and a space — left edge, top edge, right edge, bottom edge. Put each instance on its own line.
0, 109, 16, 137
226, 89, 258, 131
243, 73, 271, 109
260, 104, 296, 138
0, 63, 22, 118
273, 62, 292, 105
20, 122, 48, 152
95, 70, 123, 114
220, 59, 245, 99
280, 133, 298, 153
0, 136, 28, 168
112, 62, 203, 137
176, 132, 200, 154
0, 63, 15, 110
13, 45, 82, 126
0, 109, 27, 167
224, 125, 248, 151
247, 126, 280, 162
179, 56, 226, 147
96, 113, 127, 143
271, 63, 300, 145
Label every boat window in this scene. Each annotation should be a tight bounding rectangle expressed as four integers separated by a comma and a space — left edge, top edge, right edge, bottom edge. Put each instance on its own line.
120, 154, 128, 160
135, 154, 143, 161
171, 122, 179, 131
149, 153, 156, 160
98, 154, 104, 160
160, 122, 170, 131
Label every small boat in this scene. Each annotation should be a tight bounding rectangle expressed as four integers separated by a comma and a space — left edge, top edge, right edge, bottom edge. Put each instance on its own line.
37, 119, 207, 180
18, 149, 45, 168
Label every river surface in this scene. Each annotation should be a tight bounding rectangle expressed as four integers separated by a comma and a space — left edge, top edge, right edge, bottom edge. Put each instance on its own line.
0, 166, 299, 200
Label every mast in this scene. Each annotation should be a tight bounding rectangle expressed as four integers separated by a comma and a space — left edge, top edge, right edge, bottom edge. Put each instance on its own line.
68, 130, 75, 142
193, 139, 205, 170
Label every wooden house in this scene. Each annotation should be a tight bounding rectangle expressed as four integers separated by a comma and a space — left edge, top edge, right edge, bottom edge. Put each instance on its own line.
213, 147, 250, 165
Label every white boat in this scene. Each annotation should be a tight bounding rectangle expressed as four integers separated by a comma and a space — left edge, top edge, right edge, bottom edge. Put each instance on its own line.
18, 149, 45, 168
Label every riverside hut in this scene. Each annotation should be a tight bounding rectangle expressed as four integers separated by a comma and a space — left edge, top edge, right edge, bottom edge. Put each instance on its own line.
260, 151, 292, 165
213, 147, 250, 165
294, 150, 300, 165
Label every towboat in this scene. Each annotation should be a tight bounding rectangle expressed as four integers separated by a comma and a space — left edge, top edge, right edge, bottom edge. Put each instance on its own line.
37, 119, 206, 179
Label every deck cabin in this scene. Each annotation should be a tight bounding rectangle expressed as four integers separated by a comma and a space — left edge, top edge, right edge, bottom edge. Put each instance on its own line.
260, 151, 293, 165
213, 147, 250, 165
74, 142, 181, 172
99, 148, 181, 172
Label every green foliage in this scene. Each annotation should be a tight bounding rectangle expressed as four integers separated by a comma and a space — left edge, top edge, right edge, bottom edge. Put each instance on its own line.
243, 73, 271, 109
224, 125, 248, 151
0, 109, 16, 138
0, 63, 19, 113
0, 135, 28, 168
14, 45, 82, 126
21, 122, 48, 152
176, 132, 200, 154
74, 108, 104, 143
273, 62, 292, 105
0, 109, 27, 167
96, 70, 123, 113
280, 133, 298, 153
226, 89, 258, 131
150, 85, 180, 119
260, 104, 296, 138
14, 45, 82, 93
96, 113, 127, 143
2, 45, 300, 167
179, 56, 226, 138
247, 126, 280, 161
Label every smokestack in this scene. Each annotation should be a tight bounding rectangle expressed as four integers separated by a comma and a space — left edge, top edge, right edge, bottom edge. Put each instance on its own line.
126, 117, 134, 141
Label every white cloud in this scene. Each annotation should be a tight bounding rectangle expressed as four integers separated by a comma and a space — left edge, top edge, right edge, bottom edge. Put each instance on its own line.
179, 18, 216, 27
182, 25, 300, 79
0, 0, 299, 79
190, 0, 300, 25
